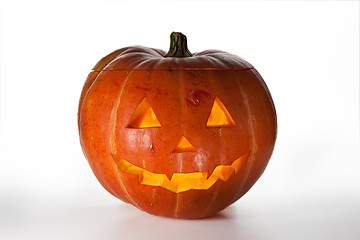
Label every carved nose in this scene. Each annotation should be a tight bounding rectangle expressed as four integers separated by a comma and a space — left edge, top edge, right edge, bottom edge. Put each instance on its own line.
173, 136, 196, 153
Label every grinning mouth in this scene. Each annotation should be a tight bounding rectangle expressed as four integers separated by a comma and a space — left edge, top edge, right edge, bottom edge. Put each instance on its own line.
112, 151, 251, 193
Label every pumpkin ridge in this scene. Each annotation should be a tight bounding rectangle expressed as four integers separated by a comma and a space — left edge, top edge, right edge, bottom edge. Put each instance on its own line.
173, 69, 186, 217
250, 69, 277, 123
201, 74, 226, 216
84, 48, 126, 94
231, 72, 257, 203
109, 61, 150, 209
110, 59, 166, 210
79, 48, 129, 127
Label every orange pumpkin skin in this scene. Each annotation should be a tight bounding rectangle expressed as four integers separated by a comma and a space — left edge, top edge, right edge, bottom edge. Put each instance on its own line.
78, 33, 277, 218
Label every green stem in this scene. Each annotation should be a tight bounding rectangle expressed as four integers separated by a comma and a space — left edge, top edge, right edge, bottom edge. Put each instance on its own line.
165, 32, 192, 58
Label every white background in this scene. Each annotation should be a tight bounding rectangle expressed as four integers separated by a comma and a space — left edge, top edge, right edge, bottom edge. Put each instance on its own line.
0, 0, 359, 239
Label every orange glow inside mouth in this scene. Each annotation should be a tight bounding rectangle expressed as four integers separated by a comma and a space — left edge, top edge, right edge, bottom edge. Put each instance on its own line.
112, 152, 250, 193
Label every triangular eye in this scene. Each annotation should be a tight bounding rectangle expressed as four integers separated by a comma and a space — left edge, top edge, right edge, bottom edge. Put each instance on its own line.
206, 97, 236, 127
127, 97, 161, 128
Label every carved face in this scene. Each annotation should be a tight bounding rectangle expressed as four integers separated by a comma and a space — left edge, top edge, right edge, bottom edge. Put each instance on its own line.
110, 70, 253, 194
113, 95, 250, 193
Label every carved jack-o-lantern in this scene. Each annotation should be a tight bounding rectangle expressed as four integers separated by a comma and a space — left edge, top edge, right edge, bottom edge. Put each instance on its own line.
78, 32, 277, 219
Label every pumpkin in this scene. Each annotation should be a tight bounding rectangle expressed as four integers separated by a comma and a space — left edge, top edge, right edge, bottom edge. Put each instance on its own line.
78, 32, 277, 219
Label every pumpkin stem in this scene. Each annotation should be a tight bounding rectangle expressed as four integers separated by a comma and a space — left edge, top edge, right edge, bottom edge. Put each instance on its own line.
165, 32, 192, 58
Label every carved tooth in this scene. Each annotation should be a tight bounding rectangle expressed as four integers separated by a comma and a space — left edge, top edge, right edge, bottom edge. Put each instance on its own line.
112, 152, 251, 193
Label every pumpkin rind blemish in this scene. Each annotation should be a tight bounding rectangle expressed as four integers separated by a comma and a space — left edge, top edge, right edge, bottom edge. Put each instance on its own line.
149, 144, 155, 153
186, 89, 211, 106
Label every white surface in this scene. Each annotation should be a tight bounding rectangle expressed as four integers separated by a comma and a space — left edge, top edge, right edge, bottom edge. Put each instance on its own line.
0, 191, 359, 240
0, 1, 359, 239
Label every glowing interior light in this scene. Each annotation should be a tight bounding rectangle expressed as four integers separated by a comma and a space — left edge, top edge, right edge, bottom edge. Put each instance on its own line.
112, 152, 250, 193
173, 136, 196, 153
127, 97, 161, 128
206, 97, 236, 127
